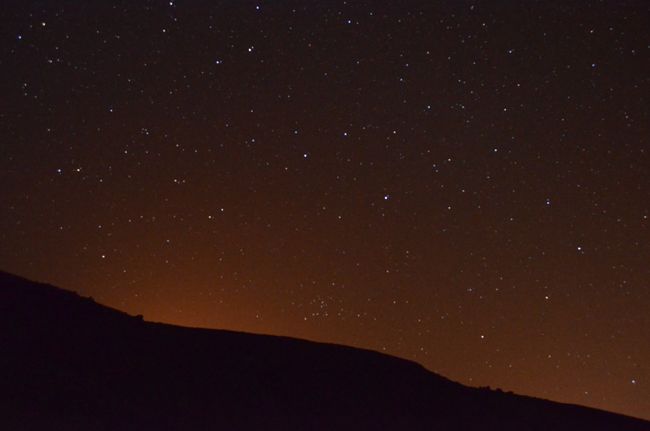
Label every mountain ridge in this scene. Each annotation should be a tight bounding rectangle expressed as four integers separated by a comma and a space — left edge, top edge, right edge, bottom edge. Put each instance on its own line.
1, 270, 648, 430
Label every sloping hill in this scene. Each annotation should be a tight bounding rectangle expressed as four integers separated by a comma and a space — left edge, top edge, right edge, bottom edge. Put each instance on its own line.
1, 271, 648, 430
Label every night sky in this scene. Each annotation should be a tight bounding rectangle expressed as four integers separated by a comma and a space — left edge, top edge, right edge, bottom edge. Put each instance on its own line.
1, 0, 649, 420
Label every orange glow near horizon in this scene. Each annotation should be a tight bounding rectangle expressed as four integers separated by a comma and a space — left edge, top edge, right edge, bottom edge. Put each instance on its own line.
1, 0, 648, 421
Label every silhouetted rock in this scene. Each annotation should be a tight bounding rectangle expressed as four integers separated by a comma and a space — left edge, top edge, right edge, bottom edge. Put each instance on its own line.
1, 271, 648, 430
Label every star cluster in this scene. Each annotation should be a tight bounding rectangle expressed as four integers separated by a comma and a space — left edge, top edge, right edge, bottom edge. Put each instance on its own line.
1, 0, 649, 420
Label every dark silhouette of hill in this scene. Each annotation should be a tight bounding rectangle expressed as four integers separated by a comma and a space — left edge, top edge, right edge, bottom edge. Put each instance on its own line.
1, 271, 648, 431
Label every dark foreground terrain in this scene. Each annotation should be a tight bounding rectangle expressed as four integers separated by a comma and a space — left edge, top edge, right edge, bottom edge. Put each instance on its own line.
1, 271, 648, 430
